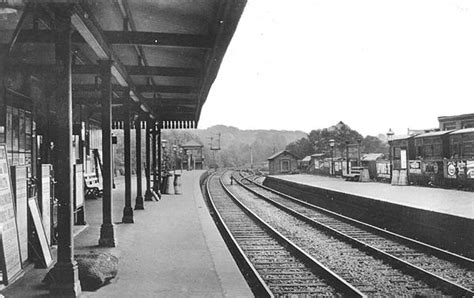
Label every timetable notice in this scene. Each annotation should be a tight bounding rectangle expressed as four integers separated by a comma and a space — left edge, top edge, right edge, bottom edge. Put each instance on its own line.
0, 145, 22, 284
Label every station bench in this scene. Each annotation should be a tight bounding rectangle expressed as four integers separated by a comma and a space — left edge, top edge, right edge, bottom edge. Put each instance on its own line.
84, 173, 102, 199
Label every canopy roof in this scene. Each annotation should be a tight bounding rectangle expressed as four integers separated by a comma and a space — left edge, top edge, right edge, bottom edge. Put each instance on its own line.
0, 0, 246, 128
181, 139, 203, 149
268, 150, 300, 161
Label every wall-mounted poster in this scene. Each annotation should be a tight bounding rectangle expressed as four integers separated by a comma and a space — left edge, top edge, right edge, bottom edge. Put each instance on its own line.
445, 160, 458, 179
0, 144, 23, 285
400, 149, 407, 169
409, 160, 422, 175
467, 161, 474, 179
376, 160, 390, 179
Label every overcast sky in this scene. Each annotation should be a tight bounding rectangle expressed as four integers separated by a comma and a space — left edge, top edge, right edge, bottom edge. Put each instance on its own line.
199, 0, 474, 137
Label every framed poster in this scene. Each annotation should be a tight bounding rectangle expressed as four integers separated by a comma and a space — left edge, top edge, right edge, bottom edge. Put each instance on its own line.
400, 149, 407, 169
0, 144, 23, 285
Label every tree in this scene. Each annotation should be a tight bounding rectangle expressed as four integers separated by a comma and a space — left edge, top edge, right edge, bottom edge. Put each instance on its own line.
286, 121, 388, 158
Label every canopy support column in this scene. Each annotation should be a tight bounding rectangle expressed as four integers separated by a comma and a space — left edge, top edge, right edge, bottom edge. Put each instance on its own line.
48, 6, 81, 296
122, 99, 133, 223
134, 120, 144, 210
152, 122, 160, 199
98, 59, 116, 247
157, 123, 162, 194
144, 120, 153, 201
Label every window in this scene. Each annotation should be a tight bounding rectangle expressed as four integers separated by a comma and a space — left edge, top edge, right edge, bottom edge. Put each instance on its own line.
281, 160, 290, 172
5, 106, 32, 166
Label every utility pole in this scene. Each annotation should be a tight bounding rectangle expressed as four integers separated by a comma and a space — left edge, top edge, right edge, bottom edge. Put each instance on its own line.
250, 145, 253, 169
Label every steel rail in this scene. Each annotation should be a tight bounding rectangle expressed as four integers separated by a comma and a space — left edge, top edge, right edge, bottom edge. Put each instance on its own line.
234, 173, 474, 296
243, 173, 474, 269
204, 172, 273, 298
216, 171, 366, 297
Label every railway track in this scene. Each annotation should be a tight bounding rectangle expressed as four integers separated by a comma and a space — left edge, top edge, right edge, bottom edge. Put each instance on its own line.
231, 171, 474, 296
205, 171, 364, 297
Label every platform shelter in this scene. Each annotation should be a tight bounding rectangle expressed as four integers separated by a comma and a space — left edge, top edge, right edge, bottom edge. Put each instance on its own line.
0, 1, 246, 295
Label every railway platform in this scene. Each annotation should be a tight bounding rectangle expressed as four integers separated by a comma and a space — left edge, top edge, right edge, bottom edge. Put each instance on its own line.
2, 171, 252, 297
263, 174, 474, 257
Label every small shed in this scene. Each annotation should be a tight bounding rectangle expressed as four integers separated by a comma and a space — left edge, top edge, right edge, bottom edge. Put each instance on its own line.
361, 153, 385, 179
180, 140, 204, 170
268, 150, 299, 175
301, 156, 311, 170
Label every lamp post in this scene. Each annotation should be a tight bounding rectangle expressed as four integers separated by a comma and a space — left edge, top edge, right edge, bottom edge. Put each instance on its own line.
178, 148, 183, 172
329, 139, 335, 176
172, 144, 177, 174
161, 139, 168, 194
386, 129, 394, 182
357, 138, 362, 167
161, 139, 168, 171
345, 140, 350, 175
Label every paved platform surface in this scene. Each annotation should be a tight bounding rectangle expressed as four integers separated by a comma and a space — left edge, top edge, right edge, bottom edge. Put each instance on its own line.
2, 171, 252, 297
272, 174, 474, 219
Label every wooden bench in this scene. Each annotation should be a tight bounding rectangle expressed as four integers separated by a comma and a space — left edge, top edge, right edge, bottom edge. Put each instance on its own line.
345, 166, 363, 181
84, 173, 102, 199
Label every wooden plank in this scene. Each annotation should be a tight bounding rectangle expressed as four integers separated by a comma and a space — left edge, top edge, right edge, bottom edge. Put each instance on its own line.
40, 164, 52, 245
0, 144, 23, 285
5, 64, 201, 77
15, 30, 213, 48
27, 197, 53, 268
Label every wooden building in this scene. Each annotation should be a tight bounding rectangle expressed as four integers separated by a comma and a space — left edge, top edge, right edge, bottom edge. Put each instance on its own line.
360, 153, 384, 179
414, 130, 451, 160
438, 113, 474, 130
0, 1, 246, 295
268, 150, 299, 175
180, 140, 204, 170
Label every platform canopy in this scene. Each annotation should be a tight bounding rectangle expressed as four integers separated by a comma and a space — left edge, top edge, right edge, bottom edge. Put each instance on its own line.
0, 0, 246, 128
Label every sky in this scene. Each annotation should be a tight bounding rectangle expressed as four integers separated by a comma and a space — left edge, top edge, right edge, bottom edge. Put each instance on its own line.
199, 0, 474, 137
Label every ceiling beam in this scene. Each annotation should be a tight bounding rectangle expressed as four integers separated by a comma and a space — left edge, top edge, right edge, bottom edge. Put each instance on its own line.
72, 84, 197, 94
14, 29, 212, 48
5, 63, 201, 77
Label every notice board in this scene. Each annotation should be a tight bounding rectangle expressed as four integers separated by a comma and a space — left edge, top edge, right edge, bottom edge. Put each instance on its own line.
10, 166, 28, 264
40, 164, 52, 245
0, 144, 23, 284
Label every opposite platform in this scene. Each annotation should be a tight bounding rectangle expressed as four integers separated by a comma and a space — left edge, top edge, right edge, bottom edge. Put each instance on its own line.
273, 174, 473, 219
264, 174, 474, 258
2, 171, 252, 297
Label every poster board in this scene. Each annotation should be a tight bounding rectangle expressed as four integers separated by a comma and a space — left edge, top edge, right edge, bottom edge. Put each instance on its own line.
40, 164, 51, 245
0, 144, 23, 285
28, 198, 53, 268
10, 166, 28, 265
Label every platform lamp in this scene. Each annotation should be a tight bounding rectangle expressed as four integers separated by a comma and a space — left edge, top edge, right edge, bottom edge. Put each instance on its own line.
329, 139, 335, 176
357, 138, 362, 167
172, 144, 177, 174
345, 140, 350, 175
179, 147, 183, 172
161, 139, 168, 171
386, 129, 394, 182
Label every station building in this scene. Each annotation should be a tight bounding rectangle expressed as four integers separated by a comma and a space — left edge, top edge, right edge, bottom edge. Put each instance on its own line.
268, 150, 299, 175
0, 1, 246, 295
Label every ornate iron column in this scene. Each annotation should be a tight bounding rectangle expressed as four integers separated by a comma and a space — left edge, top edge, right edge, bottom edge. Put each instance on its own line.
122, 100, 133, 223
98, 59, 116, 247
152, 122, 160, 199
144, 120, 153, 201
134, 119, 144, 210
48, 5, 81, 295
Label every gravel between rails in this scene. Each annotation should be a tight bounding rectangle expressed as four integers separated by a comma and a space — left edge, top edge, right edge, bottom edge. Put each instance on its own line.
227, 178, 447, 296
247, 181, 474, 292
208, 174, 342, 296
